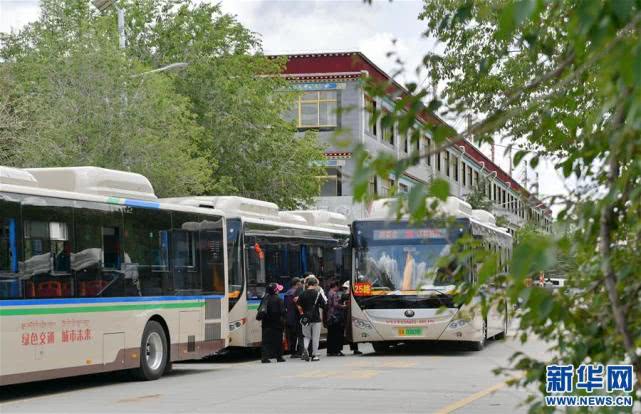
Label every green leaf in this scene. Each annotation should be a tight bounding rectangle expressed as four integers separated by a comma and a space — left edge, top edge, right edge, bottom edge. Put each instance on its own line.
497, 0, 536, 40
513, 150, 528, 167
477, 255, 498, 284
408, 184, 428, 220
612, 0, 633, 23
429, 178, 450, 201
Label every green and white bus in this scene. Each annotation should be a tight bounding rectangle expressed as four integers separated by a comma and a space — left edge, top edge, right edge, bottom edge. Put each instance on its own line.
350, 197, 511, 352
161, 197, 351, 349
0, 166, 229, 385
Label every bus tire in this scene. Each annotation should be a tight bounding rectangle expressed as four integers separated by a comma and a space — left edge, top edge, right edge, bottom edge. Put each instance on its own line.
470, 320, 487, 351
133, 321, 168, 381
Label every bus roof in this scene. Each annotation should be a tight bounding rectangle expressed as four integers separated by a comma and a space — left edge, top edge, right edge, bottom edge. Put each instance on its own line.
161, 196, 350, 235
358, 196, 511, 238
0, 166, 226, 217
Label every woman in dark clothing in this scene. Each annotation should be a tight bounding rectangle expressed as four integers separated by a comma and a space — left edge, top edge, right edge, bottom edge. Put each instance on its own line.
326, 280, 347, 356
260, 283, 286, 363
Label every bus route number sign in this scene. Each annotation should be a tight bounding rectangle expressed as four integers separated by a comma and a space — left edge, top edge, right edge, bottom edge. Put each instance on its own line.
353, 282, 372, 296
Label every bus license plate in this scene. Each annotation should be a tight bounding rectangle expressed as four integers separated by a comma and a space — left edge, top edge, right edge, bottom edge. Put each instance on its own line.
398, 328, 422, 336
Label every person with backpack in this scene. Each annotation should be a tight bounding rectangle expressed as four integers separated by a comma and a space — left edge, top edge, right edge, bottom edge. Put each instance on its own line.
296, 275, 327, 361
257, 282, 285, 363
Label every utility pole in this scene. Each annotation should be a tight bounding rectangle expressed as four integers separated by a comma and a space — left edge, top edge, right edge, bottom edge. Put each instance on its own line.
92, 0, 125, 49
117, 8, 126, 49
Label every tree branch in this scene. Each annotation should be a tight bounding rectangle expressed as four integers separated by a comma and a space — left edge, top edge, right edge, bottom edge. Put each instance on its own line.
598, 90, 641, 387
395, 11, 641, 175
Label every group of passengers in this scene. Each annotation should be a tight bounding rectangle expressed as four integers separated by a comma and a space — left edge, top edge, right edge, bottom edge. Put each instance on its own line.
257, 274, 361, 363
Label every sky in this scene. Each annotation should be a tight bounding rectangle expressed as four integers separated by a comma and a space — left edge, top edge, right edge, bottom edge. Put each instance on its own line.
0, 0, 567, 213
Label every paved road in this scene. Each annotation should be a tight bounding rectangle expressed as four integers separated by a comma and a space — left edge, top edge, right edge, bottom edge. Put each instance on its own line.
0, 336, 548, 414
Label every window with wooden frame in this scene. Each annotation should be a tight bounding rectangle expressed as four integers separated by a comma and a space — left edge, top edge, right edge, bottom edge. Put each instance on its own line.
381, 178, 395, 196
445, 152, 451, 177
297, 91, 338, 128
453, 156, 459, 182
462, 162, 467, 186
381, 114, 394, 146
365, 95, 377, 136
368, 176, 378, 196
426, 138, 432, 166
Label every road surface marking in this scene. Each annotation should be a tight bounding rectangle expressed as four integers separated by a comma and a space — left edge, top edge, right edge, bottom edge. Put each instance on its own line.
434, 375, 523, 414
116, 394, 161, 403
285, 369, 380, 380
339, 370, 379, 379
348, 359, 429, 368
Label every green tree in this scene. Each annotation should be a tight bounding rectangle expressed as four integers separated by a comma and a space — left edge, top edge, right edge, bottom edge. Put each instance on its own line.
121, 0, 325, 208
1, 0, 324, 207
0, 0, 210, 197
356, 0, 641, 408
464, 175, 492, 211
0, 65, 21, 166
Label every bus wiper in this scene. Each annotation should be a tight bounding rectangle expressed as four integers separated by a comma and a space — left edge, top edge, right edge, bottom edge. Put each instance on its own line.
419, 286, 455, 307
419, 285, 454, 296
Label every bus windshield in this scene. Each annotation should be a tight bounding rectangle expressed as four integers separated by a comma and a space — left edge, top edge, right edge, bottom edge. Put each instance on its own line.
353, 220, 466, 297
356, 242, 454, 293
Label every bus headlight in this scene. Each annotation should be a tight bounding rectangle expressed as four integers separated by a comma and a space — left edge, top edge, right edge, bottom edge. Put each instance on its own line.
229, 318, 246, 332
353, 318, 373, 330
448, 319, 468, 329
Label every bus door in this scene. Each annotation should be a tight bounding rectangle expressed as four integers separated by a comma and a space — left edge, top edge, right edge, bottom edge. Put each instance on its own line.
1, 197, 21, 299
199, 217, 228, 347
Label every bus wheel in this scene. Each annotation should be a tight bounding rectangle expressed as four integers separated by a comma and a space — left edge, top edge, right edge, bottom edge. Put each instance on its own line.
470, 320, 487, 351
133, 321, 168, 381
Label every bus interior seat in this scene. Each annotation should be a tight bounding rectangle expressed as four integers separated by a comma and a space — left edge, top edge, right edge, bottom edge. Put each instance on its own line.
37, 281, 62, 297
79, 279, 108, 297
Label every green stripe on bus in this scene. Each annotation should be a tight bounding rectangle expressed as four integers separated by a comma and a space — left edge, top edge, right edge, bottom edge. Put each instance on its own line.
0, 301, 204, 316
106, 196, 122, 205
248, 304, 259, 310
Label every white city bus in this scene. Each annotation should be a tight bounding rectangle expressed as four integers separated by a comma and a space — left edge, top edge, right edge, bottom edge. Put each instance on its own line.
161, 197, 351, 349
350, 197, 511, 352
0, 166, 228, 385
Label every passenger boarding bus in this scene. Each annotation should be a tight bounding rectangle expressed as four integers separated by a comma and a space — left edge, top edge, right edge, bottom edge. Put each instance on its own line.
0, 167, 228, 385
161, 197, 351, 349
350, 197, 511, 352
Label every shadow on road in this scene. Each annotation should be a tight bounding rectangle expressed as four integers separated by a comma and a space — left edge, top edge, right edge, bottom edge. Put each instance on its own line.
190, 348, 261, 364
360, 337, 503, 357
0, 371, 134, 403
0, 366, 227, 404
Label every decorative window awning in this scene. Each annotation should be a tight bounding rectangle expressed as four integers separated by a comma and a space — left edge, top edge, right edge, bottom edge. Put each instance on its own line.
325, 152, 351, 160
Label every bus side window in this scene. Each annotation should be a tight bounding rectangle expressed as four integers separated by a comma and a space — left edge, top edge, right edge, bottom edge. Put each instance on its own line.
123, 207, 172, 296
21, 197, 74, 298
171, 212, 202, 295
245, 237, 265, 299
0, 197, 22, 299
199, 216, 224, 295
73, 201, 125, 297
